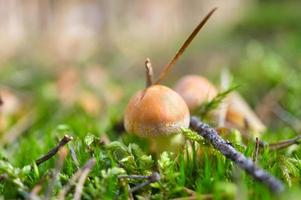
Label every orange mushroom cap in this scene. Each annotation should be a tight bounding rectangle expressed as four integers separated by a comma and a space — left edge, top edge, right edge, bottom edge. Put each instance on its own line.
124, 85, 190, 137
174, 75, 217, 111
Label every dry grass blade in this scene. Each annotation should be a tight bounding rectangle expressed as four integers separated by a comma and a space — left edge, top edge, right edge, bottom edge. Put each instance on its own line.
155, 7, 217, 84
268, 135, 301, 150
69, 144, 80, 169
45, 147, 68, 200
21, 191, 41, 200
273, 104, 301, 133
73, 159, 96, 200
30, 183, 43, 200
57, 158, 96, 200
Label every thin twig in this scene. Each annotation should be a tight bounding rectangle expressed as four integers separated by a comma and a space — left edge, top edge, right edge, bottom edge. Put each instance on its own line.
57, 158, 96, 200
190, 116, 284, 193
118, 174, 149, 179
130, 181, 152, 193
155, 7, 217, 84
253, 137, 260, 164
35, 135, 73, 166
119, 172, 160, 193
73, 159, 96, 200
145, 58, 153, 87
131, 172, 160, 193
268, 135, 301, 150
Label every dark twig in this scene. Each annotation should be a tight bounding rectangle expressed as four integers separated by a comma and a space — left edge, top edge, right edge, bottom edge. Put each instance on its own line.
35, 135, 73, 166
57, 158, 96, 200
190, 116, 284, 193
119, 172, 161, 193
253, 137, 260, 164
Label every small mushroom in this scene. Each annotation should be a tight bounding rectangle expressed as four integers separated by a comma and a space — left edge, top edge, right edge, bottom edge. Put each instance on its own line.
174, 75, 217, 111
124, 84, 190, 137
124, 60, 190, 153
174, 74, 266, 136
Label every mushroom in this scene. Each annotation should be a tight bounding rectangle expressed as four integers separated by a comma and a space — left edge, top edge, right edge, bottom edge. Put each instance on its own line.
124, 83, 189, 138
174, 75, 217, 111
174, 74, 266, 135
124, 8, 217, 152
124, 60, 190, 153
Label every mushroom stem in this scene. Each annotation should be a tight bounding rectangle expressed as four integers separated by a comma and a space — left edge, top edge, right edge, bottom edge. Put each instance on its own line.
190, 116, 284, 193
145, 58, 153, 88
